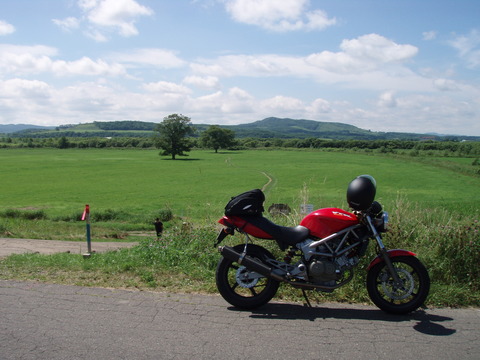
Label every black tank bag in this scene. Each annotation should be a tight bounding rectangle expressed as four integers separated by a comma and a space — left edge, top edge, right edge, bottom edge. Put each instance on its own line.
224, 189, 265, 216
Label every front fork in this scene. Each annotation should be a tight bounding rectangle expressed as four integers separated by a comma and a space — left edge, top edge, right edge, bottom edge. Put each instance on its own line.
365, 215, 403, 287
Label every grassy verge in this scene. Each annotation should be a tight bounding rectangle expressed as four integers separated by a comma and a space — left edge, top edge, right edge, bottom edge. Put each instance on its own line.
0, 207, 173, 241
1, 198, 478, 308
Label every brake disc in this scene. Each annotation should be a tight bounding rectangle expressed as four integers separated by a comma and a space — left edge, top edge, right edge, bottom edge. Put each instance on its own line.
235, 266, 259, 288
380, 268, 415, 300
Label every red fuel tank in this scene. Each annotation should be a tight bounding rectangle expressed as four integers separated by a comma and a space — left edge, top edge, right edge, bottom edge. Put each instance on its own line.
300, 208, 359, 239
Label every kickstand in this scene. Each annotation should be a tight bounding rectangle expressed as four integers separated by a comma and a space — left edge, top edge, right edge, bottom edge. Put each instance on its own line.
302, 289, 312, 308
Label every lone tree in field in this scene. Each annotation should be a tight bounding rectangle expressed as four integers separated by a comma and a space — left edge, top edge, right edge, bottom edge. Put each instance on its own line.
200, 125, 235, 153
154, 114, 196, 160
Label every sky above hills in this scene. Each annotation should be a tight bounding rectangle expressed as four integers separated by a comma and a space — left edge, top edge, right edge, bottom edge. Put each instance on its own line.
0, 0, 479, 135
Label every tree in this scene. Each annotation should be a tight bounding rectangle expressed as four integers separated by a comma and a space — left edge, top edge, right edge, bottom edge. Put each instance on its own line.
200, 125, 235, 153
154, 114, 196, 159
57, 136, 70, 149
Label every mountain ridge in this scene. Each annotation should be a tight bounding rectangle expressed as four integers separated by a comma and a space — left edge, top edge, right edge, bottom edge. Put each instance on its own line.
2, 118, 479, 141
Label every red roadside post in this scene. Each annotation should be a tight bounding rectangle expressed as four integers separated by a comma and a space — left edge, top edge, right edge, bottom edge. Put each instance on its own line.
81, 204, 92, 258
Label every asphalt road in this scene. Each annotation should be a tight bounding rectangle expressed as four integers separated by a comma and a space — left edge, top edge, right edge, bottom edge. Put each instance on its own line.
1, 280, 479, 360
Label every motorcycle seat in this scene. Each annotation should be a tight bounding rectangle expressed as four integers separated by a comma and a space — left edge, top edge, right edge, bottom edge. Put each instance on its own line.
239, 215, 310, 246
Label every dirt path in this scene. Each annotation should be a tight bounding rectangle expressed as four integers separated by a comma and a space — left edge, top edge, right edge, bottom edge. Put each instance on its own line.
260, 171, 276, 192
0, 238, 138, 258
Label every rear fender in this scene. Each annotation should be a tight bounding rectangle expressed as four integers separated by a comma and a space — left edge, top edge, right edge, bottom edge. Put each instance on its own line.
367, 249, 417, 270
218, 216, 274, 239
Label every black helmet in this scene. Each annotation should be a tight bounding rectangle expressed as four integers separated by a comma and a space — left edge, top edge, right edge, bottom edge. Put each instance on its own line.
347, 175, 376, 211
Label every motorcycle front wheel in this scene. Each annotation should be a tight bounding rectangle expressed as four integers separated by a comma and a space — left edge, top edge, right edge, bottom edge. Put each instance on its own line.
215, 244, 280, 309
367, 256, 430, 314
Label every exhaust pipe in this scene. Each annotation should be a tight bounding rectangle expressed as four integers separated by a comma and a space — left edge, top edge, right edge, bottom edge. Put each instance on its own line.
219, 246, 285, 282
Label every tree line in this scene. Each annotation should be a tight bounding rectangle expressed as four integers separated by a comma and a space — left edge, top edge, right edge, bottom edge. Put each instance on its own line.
2, 134, 479, 156
1, 113, 479, 157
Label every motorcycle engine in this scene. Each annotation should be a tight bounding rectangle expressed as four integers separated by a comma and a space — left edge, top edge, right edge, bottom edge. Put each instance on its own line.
297, 239, 361, 285
307, 254, 360, 284
308, 258, 339, 283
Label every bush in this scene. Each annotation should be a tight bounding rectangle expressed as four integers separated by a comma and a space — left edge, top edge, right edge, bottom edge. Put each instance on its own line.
152, 209, 173, 222
1, 209, 47, 220
92, 209, 128, 222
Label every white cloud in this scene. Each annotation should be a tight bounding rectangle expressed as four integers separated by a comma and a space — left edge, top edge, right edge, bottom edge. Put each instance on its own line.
110, 48, 186, 68
0, 20, 15, 35
1, 72, 478, 135
260, 95, 305, 114
0, 78, 51, 98
143, 81, 192, 94
433, 78, 459, 91
369, 92, 480, 135
307, 98, 332, 114
52, 17, 80, 31
0, 44, 127, 77
77, 0, 153, 41
183, 75, 220, 90
339, 34, 418, 64
224, 0, 336, 32
422, 31, 437, 41
449, 29, 480, 68
191, 34, 422, 91
377, 91, 397, 108
52, 57, 127, 77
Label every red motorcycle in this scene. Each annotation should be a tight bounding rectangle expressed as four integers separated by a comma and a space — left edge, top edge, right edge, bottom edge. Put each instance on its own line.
214, 175, 430, 314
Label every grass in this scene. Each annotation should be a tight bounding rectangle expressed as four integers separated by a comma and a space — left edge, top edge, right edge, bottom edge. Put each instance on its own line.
0, 147, 479, 307
1, 201, 478, 307
0, 148, 478, 220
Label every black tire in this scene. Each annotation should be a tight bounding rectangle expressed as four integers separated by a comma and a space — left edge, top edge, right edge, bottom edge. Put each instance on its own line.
215, 244, 280, 309
367, 256, 430, 315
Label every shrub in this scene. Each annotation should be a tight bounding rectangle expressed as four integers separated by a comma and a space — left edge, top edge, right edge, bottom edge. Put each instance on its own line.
1, 209, 47, 220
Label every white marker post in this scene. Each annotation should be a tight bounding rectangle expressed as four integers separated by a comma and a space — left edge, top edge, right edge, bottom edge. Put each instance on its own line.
81, 204, 92, 258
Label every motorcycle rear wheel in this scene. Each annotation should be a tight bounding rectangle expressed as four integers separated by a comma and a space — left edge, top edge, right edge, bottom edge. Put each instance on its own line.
367, 256, 430, 314
216, 244, 280, 309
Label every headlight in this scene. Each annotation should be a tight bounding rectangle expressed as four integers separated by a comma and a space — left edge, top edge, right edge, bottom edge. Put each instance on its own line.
380, 211, 389, 232
374, 211, 389, 232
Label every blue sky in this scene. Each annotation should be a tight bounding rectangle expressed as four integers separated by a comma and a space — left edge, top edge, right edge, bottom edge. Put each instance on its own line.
1, 0, 479, 135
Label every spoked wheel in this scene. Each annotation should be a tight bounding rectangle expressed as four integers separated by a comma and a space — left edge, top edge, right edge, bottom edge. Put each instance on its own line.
367, 256, 430, 314
215, 244, 280, 309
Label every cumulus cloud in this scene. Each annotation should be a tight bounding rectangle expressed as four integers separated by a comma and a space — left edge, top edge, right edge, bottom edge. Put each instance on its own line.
191, 34, 420, 91
307, 98, 332, 114
0, 44, 127, 77
0, 20, 15, 35
377, 91, 397, 108
143, 81, 192, 94
80, 0, 153, 36
224, 0, 336, 32
260, 95, 305, 115
341, 34, 418, 62
0, 78, 51, 98
53, 0, 153, 41
183, 75, 220, 90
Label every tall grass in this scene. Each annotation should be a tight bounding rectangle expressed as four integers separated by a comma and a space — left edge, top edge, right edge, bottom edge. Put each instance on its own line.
1, 196, 478, 307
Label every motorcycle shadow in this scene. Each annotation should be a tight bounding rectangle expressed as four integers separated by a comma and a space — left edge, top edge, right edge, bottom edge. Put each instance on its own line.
230, 302, 456, 336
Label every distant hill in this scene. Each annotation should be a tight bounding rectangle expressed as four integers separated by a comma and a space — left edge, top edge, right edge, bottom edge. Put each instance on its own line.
221, 118, 479, 141
3, 118, 479, 141
0, 124, 54, 134
223, 117, 374, 139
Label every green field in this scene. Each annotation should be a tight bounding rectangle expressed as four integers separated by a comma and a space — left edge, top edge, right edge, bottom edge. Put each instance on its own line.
1, 148, 479, 307
1, 148, 478, 220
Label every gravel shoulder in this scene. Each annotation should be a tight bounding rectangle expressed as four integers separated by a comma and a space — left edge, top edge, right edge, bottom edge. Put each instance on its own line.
0, 238, 137, 258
